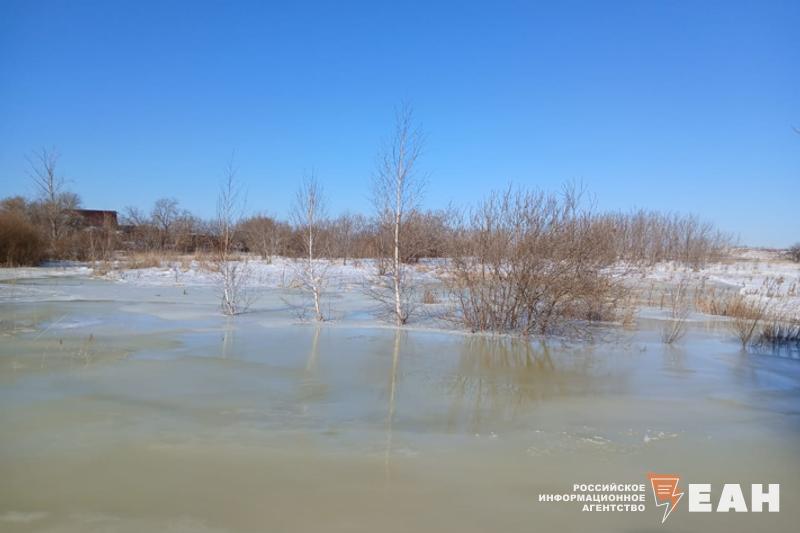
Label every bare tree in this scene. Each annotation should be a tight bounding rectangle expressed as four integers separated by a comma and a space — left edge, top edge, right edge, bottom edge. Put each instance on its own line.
121, 206, 158, 251
291, 173, 328, 321
331, 212, 356, 265
240, 214, 286, 262
370, 102, 425, 325
151, 197, 179, 250
27, 147, 79, 250
122, 206, 148, 226
215, 157, 253, 315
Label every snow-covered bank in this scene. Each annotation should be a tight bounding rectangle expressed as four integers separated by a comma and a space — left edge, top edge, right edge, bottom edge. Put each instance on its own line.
633, 249, 800, 319
101, 251, 799, 297
102, 257, 444, 290
2, 250, 797, 319
0, 262, 92, 281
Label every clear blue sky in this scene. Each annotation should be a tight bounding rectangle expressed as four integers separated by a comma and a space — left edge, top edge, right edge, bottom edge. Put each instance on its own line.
1, 0, 797, 247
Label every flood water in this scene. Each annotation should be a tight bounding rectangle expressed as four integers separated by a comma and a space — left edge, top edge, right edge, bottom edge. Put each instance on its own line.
1, 275, 799, 532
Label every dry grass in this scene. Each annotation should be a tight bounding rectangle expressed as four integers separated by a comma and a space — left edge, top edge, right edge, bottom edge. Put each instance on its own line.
694, 286, 758, 318
120, 251, 166, 269
691, 278, 797, 349
694, 286, 731, 316
645, 272, 800, 351
694, 286, 771, 347
422, 287, 440, 304
91, 260, 114, 277
619, 293, 639, 330
757, 318, 800, 349
112, 251, 210, 271
727, 297, 770, 348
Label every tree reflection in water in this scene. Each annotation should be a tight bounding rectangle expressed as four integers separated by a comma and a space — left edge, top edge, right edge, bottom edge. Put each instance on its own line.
446, 337, 604, 434
385, 328, 401, 482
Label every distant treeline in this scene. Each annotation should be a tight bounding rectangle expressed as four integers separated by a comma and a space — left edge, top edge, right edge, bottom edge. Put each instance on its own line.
2, 181, 731, 269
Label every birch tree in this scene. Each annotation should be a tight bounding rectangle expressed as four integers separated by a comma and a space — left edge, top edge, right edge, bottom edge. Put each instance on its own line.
215, 156, 253, 315
371, 103, 425, 325
292, 173, 328, 321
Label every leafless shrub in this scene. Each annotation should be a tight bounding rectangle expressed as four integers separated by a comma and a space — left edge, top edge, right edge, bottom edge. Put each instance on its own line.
446, 184, 622, 336
788, 243, 800, 263
661, 277, 691, 344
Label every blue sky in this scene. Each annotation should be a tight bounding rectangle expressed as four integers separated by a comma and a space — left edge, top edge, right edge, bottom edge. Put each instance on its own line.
0, 0, 797, 247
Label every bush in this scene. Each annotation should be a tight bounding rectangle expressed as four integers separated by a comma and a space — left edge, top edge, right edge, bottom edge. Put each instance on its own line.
0, 211, 45, 266
727, 295, 771, 348
447, 186, 622, 335
662, 277, 690, 344
788, 243, 800, 263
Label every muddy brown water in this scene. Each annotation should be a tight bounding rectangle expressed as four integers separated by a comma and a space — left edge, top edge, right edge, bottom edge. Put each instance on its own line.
1, 276, 798, 532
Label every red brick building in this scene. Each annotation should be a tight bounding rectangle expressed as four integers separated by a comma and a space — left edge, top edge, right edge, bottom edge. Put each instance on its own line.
69, 209, 118, 228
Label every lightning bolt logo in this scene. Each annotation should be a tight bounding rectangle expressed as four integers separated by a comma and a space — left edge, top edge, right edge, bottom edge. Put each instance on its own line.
647, 473, 684, 524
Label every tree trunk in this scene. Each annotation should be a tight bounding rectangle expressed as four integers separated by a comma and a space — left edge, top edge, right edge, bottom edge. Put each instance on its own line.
393, 185, 403, 325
